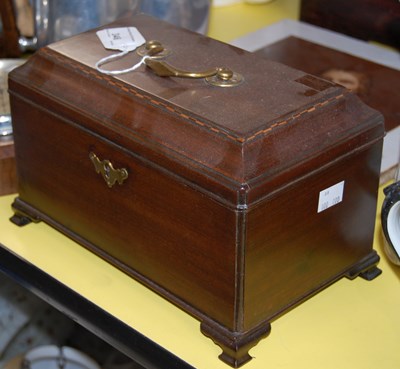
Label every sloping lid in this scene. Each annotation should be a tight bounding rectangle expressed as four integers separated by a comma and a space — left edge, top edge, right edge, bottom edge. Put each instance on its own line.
48, 15, 337, 138
11, 14, 384, 199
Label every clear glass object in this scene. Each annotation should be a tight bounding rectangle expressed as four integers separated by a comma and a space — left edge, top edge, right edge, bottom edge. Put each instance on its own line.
0, 59, 25, 136
20, 0, 210, 51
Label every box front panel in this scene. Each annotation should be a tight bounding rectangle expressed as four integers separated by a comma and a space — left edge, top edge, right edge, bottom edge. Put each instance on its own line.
11, 96, 238, 329
244, 142, 382, 330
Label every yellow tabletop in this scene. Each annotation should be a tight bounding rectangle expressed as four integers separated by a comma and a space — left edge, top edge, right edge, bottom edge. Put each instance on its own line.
1, 185, 399, 369
207, 1, 300, 42
2, 3, 400, 369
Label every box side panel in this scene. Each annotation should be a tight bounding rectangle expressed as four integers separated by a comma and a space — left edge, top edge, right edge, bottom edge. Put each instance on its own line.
11, 96, 238, 329
243, 141, 382, 330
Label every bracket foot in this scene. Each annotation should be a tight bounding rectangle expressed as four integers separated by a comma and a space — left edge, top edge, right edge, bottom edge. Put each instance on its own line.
345, 250, 382, 281
201, 321, 271, 368
9, 198, 41, 227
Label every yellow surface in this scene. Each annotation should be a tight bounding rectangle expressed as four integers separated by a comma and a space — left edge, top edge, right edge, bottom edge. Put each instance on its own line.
207, 1, 300, 42
2, 3, 400, 368
1, 187, 400, 369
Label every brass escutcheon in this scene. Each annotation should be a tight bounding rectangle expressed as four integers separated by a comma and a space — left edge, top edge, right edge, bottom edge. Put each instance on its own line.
89, 152, 128, 188
136, 40, 172, 59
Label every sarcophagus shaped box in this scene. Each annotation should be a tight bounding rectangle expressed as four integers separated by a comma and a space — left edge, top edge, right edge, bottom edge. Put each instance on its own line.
8, 14, 384, 367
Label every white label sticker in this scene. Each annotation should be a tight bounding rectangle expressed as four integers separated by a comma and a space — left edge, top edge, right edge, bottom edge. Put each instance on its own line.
317, 181, 345, 213
96, 27, 145, 52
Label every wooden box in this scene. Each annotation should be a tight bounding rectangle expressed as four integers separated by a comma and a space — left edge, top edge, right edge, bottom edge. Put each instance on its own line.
8, 15, 384, 367
300, 0, 400, 49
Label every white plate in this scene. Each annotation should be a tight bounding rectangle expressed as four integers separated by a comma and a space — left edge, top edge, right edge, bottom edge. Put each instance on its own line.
23, 345, 101, 369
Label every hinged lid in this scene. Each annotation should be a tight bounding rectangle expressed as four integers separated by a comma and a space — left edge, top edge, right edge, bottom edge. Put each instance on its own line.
9, 14, 384, 205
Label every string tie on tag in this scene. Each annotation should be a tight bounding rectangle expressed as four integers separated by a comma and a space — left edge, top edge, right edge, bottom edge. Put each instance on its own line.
95, 49, 150, 75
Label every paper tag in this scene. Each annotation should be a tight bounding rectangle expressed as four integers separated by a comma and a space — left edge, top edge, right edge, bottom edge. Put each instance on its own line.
317, 181, 345, 213
96, 27, 145, 52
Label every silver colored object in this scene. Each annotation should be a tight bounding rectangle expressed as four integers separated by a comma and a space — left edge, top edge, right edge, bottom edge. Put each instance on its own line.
19, 0, 210, 52
0, 275, 75, 368
0, 59, 25, 136
0, 115, 12, 136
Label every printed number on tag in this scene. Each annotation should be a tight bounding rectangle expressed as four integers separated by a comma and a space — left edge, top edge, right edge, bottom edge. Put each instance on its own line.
96, 27, 145, 52
317, 181, 345, 213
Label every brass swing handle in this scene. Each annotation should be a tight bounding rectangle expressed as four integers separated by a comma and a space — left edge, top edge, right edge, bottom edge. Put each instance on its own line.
145, 58, 234, 79
138, 40, 243, 87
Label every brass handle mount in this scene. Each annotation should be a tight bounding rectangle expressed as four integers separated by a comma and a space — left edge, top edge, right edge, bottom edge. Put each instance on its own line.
138, 40, 243, 87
